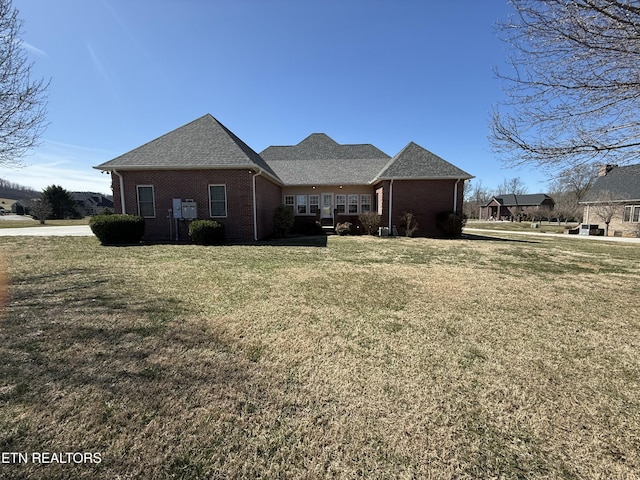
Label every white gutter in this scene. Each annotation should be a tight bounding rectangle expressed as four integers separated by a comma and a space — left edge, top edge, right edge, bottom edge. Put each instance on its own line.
388, 179, 394, 235
113, 170, 126, 214
252, 168, 263, 241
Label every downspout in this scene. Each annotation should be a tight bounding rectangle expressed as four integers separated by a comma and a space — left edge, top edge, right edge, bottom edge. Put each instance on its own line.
252, 168, 263, 241
388, 179, 394, 235
453, 179, 461, 213
113, 170, 126, 215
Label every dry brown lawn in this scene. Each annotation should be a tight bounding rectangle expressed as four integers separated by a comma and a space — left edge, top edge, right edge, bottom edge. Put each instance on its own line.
0, 233, 638, 479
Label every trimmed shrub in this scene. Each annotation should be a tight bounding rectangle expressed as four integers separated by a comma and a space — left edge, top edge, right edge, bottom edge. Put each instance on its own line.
89, 214, 145, 245
189, 220, 225, 245
273, 205, 295, 238
335, 222, 352, 235
359, 211, 381, 235
436, 211, 466, 238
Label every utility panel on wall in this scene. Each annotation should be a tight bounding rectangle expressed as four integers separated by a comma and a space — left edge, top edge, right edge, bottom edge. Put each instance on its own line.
172, 198, 182, 219
181, 200, 197, 220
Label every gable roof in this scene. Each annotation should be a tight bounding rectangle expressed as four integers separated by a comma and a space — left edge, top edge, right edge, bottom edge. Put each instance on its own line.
486, 193, 554, 207
581, 164, 640, 203
375, 142, 472, 180
94, 114, 282, 183
260, 133, 391, 185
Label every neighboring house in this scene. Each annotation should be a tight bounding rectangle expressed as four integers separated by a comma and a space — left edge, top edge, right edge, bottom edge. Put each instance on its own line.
94, 114, 473, 242
581, 164, 640, 237
72, 192, 114, 216
480, 194, 555, 221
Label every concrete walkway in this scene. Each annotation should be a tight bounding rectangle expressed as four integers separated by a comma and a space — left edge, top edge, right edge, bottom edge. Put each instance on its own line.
0, 225, 93, 236
463, 227, 640, 244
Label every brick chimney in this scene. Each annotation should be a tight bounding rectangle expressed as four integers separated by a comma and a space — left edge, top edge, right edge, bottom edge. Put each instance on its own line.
598, 164, 616, 177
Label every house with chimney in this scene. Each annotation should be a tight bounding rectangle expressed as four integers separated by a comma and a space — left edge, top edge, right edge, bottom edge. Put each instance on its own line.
581, 164, 640, 237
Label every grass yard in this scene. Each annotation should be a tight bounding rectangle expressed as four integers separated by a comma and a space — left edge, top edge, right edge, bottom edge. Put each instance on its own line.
0, 233, 638, 479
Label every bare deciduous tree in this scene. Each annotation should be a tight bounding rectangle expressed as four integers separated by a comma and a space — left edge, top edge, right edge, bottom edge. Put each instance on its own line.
548, 164, 599, 221
463, 180, 492, 219
497, 177, 528, 195
29, 195, 52, 224
590, 191, 625, 236
491, 0, 640, 171
0, 0, 49, 167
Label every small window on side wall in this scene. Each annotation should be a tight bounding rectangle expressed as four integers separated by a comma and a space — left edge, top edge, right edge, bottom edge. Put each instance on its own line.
137, 185, 155, 218
209, 185, 227, 217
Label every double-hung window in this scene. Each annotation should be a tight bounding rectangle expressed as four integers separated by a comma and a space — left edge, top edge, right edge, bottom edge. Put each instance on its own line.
624, 205, 640, 222
309, 195, 320, 214
284, 195, 294, 210
361, 194, 371, 213
209, 185, 227, 217
348, 194, 358, 214
137, 185, 155, 218
296, 195, 307, 214
336, 194, 346, 214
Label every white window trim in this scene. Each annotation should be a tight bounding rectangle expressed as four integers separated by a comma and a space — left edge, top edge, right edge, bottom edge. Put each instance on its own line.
284, 195, 294, 209
361, 194, 372, 213
136, 185, 156, 218
336, 194, 346, 214
348, 194, 359, 214
309, 194, 320, 214
296, 194, 308, 215
209, 184, 228, 218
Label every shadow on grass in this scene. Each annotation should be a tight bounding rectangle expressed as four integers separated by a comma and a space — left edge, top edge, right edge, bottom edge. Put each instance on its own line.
461, 233, 541, 244
256, 235, 328, 247
0, 266, 267, 451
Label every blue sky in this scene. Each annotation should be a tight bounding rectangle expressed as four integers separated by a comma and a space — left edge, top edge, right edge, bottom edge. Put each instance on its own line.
2, 0, 550, 195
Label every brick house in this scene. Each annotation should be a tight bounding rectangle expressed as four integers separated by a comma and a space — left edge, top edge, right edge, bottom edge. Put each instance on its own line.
581, 164, 640, 237
94, 114, 473, 242
480, 194, 555, 221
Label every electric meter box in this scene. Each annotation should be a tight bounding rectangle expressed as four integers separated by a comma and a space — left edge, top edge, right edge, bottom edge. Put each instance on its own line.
181, 201, 197, 220
172, 198, 182, 219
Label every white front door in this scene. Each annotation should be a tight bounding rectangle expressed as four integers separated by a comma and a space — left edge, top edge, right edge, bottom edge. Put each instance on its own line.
321, 193, 333, 219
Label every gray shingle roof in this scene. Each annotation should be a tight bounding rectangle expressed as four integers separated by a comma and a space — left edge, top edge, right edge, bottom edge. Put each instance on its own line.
488, 194, 554, 207
582, 164, 640, 202
94, 114, 282, 182
375, 142, 473, 180
260, 133, 391, 185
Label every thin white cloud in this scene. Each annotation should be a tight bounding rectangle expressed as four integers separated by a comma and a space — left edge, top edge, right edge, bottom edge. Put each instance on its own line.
86, 42, 110, 84
22, 41, 47, 57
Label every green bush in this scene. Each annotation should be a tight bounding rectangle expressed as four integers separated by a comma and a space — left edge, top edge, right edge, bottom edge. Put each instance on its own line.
189, 220, 226, 245
273, 205, 295, 238
436, 211, 466, 238
89, 214, 145, 245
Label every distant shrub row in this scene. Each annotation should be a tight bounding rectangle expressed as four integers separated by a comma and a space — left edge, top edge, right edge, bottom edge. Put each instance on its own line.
89, 214, 145, 245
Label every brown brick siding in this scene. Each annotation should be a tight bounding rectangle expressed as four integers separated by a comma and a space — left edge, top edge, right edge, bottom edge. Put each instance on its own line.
375, 179, 465, 236
255, 174, 282, 239
111, 169, 281, 242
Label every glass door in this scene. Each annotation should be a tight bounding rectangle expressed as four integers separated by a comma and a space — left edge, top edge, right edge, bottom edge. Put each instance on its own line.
321, 193, 333, 219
